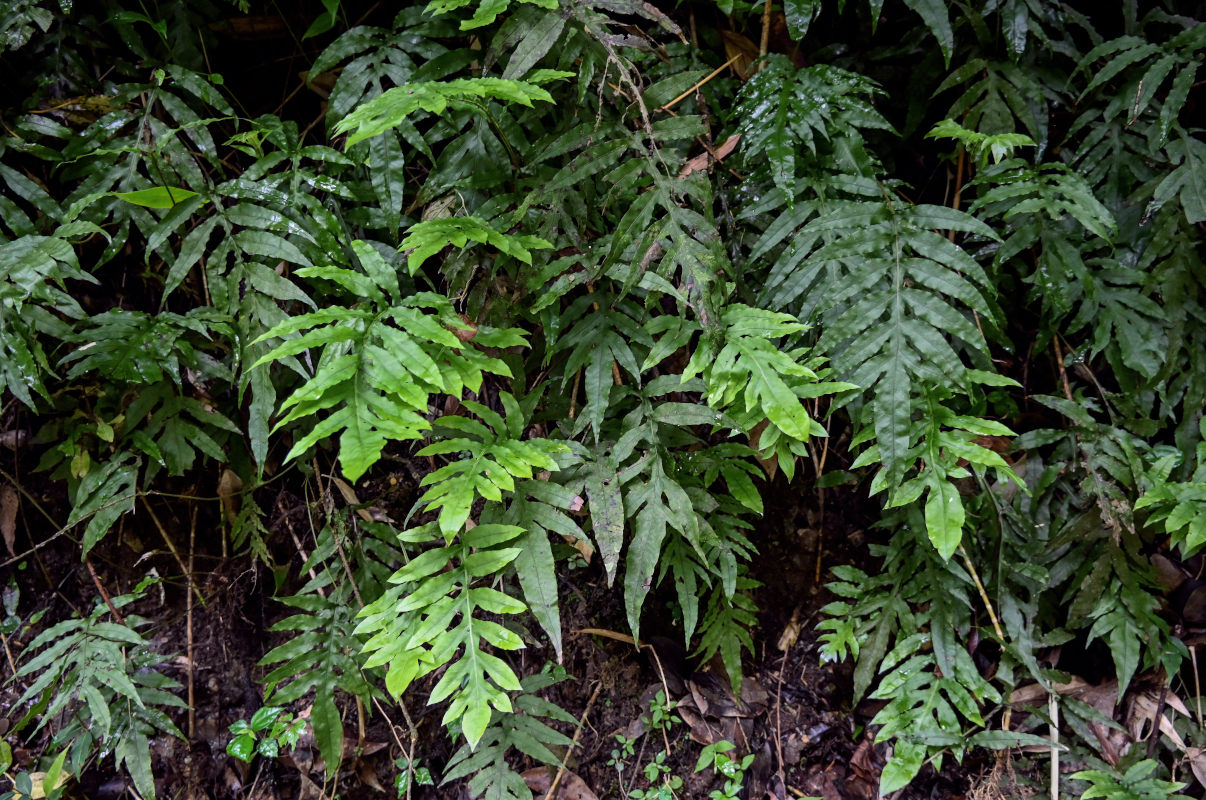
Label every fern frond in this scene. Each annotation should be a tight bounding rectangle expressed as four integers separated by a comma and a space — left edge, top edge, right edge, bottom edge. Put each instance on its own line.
334, 78, 556, 148
734, 57, 892, 200
254, 242, 525, 482
426, 0, 557, 31
784, 197, 1000, 479
442, 671, 576, 800
356, 522, 530, 747
416, 397, 569, 538
16, 583, 185, 800
684, 303, 856, 478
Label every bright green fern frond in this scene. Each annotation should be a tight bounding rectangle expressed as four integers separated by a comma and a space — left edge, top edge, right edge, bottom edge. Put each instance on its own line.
416, 397, 569, 539
684, 303, 856, 478
442, 670, 576, 800
333, 78, 556, 148
426, 0, 557, 30
400, 216, 553, 274
356, 522, 529, 747
254, 241, 526, 482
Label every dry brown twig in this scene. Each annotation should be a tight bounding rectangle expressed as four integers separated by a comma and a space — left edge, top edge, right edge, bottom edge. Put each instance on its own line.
546, 681, 603, 800
187, 504, 198, 740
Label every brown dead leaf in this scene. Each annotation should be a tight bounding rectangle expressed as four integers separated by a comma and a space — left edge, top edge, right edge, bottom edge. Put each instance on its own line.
678, 135, 741, 178
688, 679, 711, 716
0, 483, 18, 555
777, 606, 802, 652
331, 476, 363, 512
330, 476, 393, 524
453, 314, 478, 343
295, 771, 328, 800
748, 419, 779, 480
1152, 553, 1187, 591
745, 742, 779, 800
1185, 746, 1206, 788
341, 738, 388, 758
25, 769, 71, 799
574, 627, 638, 647
567, 533, 594, 563
740, 678, 769, 711
1009, 676, 1092, 705
782, 732, 806, 765
357, 759, 385, 792
0, 429, 28, 450
679, 703, 722, 745
1128, 689, 1189, 751
521, 766, 600, 800
849, 737, 882, 781
248, 783, 279, 800
217, 469, 242, 527
720, 29, 758, 79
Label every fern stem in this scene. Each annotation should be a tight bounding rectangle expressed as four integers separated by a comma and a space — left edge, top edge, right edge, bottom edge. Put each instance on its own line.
0, 631, 15, 677
278, 494, 325, 597
187, 504, 197, 739
1049, 693, 1059, 800
1192, 646, 1203, 729
86, 558, 124, 624
1053, 337, 1074, 403
374, 695, 417, 800
759, 0, 772, 58
657, 54, 740, 113
958, 543, 1004, 641
141, 496, 206, 607
333, 518, 365, 607
569, 366, 582, 418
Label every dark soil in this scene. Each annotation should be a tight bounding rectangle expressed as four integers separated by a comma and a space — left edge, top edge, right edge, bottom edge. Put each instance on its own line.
0, 451, 984, 800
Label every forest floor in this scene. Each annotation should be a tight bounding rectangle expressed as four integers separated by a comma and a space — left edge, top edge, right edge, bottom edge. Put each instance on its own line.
0, 459, 1018, 800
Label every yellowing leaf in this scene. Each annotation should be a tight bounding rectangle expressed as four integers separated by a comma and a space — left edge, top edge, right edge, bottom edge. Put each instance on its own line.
112, 186, 202, 208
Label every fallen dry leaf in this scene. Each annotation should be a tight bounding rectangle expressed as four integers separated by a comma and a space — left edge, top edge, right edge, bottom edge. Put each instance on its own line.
1009, 676, 1093, 705
521, 766, 600, 800
719, 29, 758, 79
566, 532, 594, 563
217, 469, 242, 527
849, 737, 882, 782
678, 135, 741, 178
1151, 553, 1186, 591
679, 702, 723, 745
295, 771, 328, 800
0, 483, 18, 555
357, 758, 385, 792
330, 476, 394, 523
0, 430, 28, 450
453, 313, 478, 343
777, 607, 802, 652
1185, 745, 1206, 788
1128, 688, 1190, 751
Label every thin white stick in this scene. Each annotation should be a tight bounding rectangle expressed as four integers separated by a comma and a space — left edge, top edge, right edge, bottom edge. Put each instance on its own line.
1050, 693, 1059, 800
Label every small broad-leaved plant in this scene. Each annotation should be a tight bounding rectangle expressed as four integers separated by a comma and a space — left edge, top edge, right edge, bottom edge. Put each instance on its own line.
225, 706, 306, 763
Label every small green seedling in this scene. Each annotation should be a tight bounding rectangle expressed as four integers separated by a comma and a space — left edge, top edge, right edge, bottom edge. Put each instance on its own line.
395, 757, 434, 797
631, 751, 682, 799
226, 706, 306, 762
695, 741, 755, 800
645, 690, 680, 733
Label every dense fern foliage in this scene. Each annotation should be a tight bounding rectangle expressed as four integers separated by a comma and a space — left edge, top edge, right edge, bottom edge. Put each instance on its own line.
1, 0, 1205, 796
